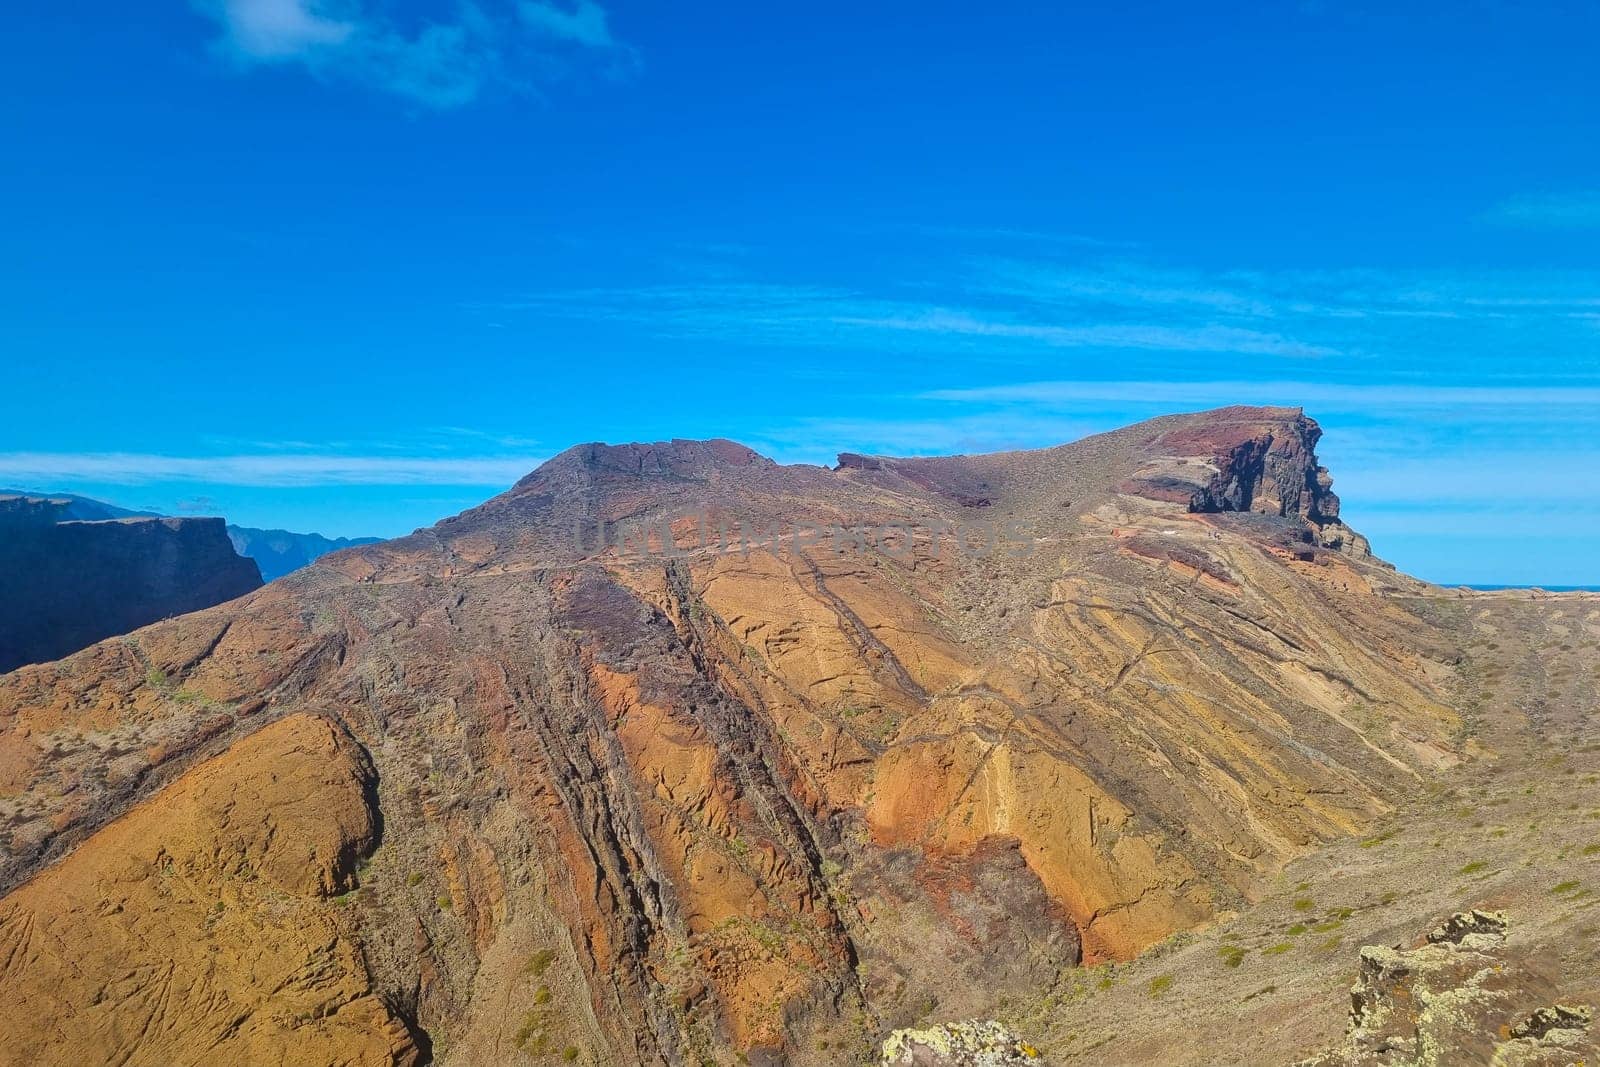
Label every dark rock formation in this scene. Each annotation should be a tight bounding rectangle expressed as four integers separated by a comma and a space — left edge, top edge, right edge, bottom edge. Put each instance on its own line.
0, 496, 262, 672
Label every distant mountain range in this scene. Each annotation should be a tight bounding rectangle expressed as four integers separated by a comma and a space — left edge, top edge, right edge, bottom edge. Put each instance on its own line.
224, 526, 382, 581
0, 489, 381, 581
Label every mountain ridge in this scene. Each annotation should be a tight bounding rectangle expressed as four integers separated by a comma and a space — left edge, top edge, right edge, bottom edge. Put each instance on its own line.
0, 406, 1586, 1065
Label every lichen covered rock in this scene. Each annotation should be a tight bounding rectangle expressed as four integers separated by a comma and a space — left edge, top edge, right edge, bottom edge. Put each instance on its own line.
1300, 912, 1596, 1067
879, 1020, 1042, 1066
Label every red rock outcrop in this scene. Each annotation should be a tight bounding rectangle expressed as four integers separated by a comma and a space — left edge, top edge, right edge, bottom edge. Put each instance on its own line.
1118, 406, 1372, 557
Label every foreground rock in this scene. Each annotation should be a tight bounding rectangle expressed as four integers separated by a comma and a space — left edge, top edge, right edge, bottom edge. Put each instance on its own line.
1300, 911, 1596, 1066
880, 1020, 1040, 1065
0, 714, 423, 1065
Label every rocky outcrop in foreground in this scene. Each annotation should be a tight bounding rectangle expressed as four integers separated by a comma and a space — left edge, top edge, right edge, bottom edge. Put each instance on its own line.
1301, 911, 1595, 1066
0, 496, 262, 672
880, 1020, 1041, 1065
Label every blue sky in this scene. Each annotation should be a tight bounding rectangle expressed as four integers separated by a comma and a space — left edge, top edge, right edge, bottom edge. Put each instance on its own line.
2, 2, 1597, 584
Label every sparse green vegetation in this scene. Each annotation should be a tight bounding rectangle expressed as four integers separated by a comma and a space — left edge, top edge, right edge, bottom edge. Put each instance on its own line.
526, 948, 557, 977
562, 1046, 580, 1061
437, 895, 453, 910
1263, 942, 1294, 956
1459, 861, 1488, 875
514, 1011, 549, 1054
407, 872, 425, 886
1582, 844, 1600, 856
145, 667, 168, 688
1148, 975, 1174, 996
1292, 897, 1315, 912
533, 985, 552, 1005
1218, 945, 1247, 969
1285, 923, 1308, 937
1552, 880, 1582, 894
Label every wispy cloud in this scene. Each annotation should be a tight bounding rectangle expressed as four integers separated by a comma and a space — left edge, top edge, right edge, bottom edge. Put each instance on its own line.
485, 242, 1600, 367
1487, 190, 1600, 230
0, 452, 544, 487
191, 0, 633, 108
922, 379, 1600, 410
492, 282, 1339, 357
518, 0, 616, 47
836, 309, 1332, 357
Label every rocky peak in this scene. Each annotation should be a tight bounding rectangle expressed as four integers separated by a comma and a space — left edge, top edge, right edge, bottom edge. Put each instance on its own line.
519, 438, 773, 488
1178, 408, 1341, 523
1128, 407, 1372, 557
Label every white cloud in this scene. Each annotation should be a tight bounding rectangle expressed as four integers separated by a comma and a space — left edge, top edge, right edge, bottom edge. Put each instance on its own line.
0, 452, 544, 487
192, 0, 629, 108
212, 0, 355, 59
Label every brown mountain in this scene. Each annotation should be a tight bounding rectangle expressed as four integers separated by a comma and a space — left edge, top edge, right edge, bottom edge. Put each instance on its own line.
0, 495, 263, 673
0, 406, 1590, 1066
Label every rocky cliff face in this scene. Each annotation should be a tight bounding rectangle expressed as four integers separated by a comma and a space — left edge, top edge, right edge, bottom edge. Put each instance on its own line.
0, 408, 1477, 1065
0, 496, 263, 672
1118, 406, 1372, 557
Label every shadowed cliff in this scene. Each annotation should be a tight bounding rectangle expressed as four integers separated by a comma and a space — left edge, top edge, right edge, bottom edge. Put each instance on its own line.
0, 496, 262, 672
